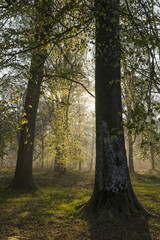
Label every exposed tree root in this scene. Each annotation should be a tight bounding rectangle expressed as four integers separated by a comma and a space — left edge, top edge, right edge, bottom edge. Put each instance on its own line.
82, 186, 150, 219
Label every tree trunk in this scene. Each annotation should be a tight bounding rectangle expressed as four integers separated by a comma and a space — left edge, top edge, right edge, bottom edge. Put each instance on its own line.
54, 146, 66, 173
9, 0, 49, 190
90, 128, 95, 171
150, 144, 155, 171
41, 136, 44, 169
128, 132, 135, 173
53, 101, 67, 173
0, 157, 4, 168
9, 49, 47, 190
85, 0, 147, 217
79, 159, 82, 171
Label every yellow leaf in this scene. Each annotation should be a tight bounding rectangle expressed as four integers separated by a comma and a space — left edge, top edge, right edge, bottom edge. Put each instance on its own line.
15, 97, 20, 101
27, 105, 32, 108
21, 118, 28, 125
16, 124, 21, 130
22, 112, 26, 117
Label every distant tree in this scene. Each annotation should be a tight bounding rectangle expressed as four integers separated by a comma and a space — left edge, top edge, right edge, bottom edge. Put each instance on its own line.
0, 78, 23, 165
32, 44, 94, 172
119, 0, 160, 173
136, 115, 160, 171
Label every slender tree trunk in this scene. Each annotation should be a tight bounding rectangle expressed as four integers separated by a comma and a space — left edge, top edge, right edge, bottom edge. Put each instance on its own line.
54, 146, 66, 173
79, 156, 82, 171
90, 129, 95, 171
124, 77, 135, 173
85, 0, 147, 217
150, 144, 155, 171
41, 136, 44, 169
54, 102, 67, 173
1, 157, 4, 168
128, 132, 135, 173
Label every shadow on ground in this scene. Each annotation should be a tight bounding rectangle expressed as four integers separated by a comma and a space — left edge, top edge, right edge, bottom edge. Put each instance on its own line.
83, 211, 152, 240
0, 170, 159, 239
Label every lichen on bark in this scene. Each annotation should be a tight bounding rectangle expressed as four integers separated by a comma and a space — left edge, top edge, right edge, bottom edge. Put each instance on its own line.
96, 121, 130, 193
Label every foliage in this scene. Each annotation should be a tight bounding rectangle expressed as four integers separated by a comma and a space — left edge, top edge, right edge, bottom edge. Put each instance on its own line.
121, 0, 160, 169
0, 0, 95, 169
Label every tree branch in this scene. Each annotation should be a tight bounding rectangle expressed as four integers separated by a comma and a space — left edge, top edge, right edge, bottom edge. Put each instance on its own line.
44, 74, 95, 98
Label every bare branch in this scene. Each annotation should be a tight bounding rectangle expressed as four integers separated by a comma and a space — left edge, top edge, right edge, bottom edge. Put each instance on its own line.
44, 74, 95, 98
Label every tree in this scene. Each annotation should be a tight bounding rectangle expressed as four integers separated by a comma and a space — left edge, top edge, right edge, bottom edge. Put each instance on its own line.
119, 0, 160, 173
9, 0, 51, 189
31, 41, 94, 171
135, 115, 160, 171
0, 75, 24, 166
85, 0, 147, 217
6, 0, 93, 190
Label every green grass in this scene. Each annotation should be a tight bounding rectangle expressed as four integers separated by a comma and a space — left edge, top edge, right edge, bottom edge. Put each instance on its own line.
0, 169, 160, 240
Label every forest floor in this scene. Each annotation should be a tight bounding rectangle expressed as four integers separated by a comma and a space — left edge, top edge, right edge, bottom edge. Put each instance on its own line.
0, 169, 160, 240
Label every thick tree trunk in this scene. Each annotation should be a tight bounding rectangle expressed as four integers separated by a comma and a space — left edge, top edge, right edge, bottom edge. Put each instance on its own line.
9, 0, 49, 190
85, 0, 147, 217
9, 49, 47, 190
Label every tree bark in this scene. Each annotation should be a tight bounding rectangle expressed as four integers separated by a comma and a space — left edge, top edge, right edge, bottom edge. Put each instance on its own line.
85, 0, 147, 217
9, 49, 47, 190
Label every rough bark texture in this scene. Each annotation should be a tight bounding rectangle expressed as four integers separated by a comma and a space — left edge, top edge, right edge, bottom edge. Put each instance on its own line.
85, 0, 147, 217
9, 50, 47, 190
